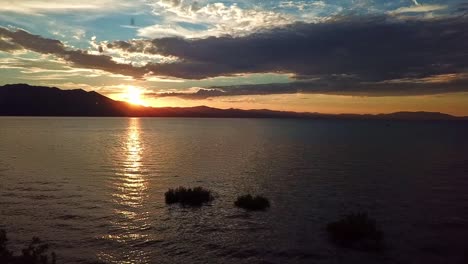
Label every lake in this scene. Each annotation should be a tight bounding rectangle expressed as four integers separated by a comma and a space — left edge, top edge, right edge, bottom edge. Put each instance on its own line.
1, 117, 468, 263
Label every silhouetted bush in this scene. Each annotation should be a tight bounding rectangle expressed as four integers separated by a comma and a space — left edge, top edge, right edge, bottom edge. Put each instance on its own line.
165, 187, 214, 206
1, 230, 13, 261
234, 194, 270, 211
0, 229, 56, 264
326, 212, 383, 251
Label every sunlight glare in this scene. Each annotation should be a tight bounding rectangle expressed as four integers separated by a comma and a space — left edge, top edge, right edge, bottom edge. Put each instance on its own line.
126, 86, 145, 106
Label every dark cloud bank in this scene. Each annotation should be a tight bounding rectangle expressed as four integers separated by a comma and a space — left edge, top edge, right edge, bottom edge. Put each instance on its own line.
0, 27, 144, 77
2, 15, 468, 98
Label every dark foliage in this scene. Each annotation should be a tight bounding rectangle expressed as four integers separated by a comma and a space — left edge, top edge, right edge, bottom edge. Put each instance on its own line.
165, 187, 214, 206
0, 229, 56, 264
1, 230, 13, 260
234, 194, 270, 211
326, 212, 384, 251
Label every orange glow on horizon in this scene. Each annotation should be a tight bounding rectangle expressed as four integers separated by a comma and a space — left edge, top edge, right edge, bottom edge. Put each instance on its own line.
106, 89, 468, 116
124, 86, 146, 106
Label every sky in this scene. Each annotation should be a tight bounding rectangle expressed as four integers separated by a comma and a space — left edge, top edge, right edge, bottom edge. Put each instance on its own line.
1, 0, 468, 115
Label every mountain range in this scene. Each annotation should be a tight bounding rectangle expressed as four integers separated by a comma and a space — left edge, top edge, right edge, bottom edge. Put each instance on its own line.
0, 84, 466, 120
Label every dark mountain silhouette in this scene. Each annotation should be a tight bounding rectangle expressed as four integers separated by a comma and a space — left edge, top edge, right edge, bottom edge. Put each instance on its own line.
0, 84, 128, 116
0, 84, 466, 120
375, 111, 459, 120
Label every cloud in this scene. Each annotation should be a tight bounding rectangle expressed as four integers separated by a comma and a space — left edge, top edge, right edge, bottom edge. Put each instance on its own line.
152, 73, 468, 99
279, 1, 327, 10
89, 39, 178, 66
3, 14, 468, 99
0, 0, 144, 15
390, 4, 447, 14
140, 0, 294, 38
137, 24, 204, 39
0, 27, 145, 78
457, 2, 468, 13
0, 37, 23, 52
108, 15, 468, 81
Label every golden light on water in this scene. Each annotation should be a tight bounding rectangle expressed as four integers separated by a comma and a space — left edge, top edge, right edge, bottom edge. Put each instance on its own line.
115, 118, 148, 217
125, 119, 144, 178
100, 118, 151, 263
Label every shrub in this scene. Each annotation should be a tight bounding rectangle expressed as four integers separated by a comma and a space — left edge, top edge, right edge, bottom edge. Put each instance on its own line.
234, 194, 270, 211
0, 229, 56, 264
21, 236, 56, 264
326, 212, 383, 251
165, 187, 214, 206
0, 229, 13, 261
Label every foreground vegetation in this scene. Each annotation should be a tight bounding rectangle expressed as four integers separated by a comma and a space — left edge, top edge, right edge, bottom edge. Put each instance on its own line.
0, 229, 56, 264
326, 212, 384, 251
234, 194, 270, 211
165, 187, 214, 206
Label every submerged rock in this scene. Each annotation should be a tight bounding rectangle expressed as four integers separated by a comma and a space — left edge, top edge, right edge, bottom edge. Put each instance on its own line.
326, 212, 384, 251
234, 194, 270, 211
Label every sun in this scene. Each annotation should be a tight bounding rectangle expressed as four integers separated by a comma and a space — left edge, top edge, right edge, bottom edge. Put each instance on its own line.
125, 86, 145, 106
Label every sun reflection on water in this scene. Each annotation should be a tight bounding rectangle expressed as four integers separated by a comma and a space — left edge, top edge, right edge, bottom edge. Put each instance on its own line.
116, 118, 147, 211
99, 118, 151, 263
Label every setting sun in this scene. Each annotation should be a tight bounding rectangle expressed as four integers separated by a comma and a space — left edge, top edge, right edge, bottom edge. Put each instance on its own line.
125, 86, 145, 106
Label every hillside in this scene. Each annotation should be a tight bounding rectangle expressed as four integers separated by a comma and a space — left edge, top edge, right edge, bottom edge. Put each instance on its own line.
0, 84, 465, 120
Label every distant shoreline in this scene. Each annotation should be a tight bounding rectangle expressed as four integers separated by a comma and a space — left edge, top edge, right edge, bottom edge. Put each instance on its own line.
1, 84, 467, 121
1, 116, 468, 122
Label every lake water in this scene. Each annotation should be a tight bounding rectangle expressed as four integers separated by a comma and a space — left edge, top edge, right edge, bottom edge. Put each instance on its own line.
1, 117, 468, 264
